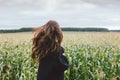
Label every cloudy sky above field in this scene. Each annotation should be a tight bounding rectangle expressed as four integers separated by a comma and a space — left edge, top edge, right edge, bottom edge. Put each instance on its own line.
0, 0, 120, 30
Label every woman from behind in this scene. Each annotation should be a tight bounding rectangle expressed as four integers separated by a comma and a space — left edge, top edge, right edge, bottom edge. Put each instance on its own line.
32, 20, 69, 80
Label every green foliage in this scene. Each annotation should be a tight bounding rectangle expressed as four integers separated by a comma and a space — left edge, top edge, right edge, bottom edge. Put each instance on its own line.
61, 28, 110, 32
64, 44, 120, 80
0, 42, 37, 80
0, 28, 33, 33
0, 27, 110, 33
0, 42, 120, 80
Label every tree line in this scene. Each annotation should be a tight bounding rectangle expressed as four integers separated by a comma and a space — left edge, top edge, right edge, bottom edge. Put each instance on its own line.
0, 27, 119, 33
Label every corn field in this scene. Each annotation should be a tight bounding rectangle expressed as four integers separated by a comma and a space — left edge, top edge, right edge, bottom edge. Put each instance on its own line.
0, 32, 120, 80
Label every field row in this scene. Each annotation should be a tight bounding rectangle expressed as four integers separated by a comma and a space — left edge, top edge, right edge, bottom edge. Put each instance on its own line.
0, 32, 120, 80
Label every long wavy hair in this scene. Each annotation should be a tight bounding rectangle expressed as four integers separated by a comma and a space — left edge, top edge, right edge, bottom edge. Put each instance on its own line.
32, 20, 63, 61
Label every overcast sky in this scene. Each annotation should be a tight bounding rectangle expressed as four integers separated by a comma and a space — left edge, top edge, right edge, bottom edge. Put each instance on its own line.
0, 0, 120, 30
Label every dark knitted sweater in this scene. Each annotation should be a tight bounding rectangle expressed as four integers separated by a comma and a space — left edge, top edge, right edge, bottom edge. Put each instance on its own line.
37, 47, 69, 80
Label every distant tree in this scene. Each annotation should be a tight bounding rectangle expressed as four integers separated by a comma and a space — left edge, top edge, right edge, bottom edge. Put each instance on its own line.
0, 27, 111, 33
61, 27, 110, 32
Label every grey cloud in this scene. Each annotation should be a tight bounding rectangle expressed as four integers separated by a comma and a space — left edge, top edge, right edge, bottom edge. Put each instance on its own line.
0, 0, 46, 6
61, 0, 120, 5
0, 0, 120, 30
1, 0, 120, 6
83, 0, 120, 5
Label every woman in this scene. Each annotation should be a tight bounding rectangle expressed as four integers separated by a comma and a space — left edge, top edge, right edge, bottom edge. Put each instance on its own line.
32, 20, 69, 80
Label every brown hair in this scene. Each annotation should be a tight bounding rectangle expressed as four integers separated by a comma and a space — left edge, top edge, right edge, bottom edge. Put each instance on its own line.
32, 20, 63, 61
